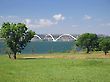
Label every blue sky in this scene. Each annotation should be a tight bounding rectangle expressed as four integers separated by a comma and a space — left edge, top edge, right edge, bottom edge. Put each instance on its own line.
0, 0, 110, 35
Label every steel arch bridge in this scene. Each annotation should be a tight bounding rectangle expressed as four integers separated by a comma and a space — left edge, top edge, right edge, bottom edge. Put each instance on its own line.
33, 34, 78, 42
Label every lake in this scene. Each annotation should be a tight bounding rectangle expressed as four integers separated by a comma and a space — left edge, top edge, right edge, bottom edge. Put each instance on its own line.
0, 41, 75, 54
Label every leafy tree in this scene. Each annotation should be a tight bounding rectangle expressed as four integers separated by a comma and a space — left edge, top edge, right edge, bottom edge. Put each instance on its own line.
0, 22, 35, 59
99, 37, 110, 55
76, 33, 98, 53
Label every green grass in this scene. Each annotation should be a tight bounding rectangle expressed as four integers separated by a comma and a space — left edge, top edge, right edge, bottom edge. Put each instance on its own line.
0, 54, 110, 82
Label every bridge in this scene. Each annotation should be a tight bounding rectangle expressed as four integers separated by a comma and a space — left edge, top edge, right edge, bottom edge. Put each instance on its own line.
32, 34, 78, 42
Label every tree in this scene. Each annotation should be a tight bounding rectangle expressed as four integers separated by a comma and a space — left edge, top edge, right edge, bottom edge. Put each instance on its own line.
99, 37, 110, 55
76, 33, 98, 53
0, 22, 35, 59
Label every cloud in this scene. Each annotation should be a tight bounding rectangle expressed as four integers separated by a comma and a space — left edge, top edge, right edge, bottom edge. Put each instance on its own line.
0, 16, 3, 18
24, 18, 55, 28
0, 14, 65, 28
23, 19, 35, 28
0, 16, 23, 23
24, 14, 65, 28
0, 16, 19, 19
25, 19, 31, 25
53, 14, 65, 21
37, 19, 54, 27
84, 15, 92, 20
0, 16, 23, 26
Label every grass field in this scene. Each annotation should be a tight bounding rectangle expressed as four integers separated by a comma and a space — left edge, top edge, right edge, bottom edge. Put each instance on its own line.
0, 52, 110, 82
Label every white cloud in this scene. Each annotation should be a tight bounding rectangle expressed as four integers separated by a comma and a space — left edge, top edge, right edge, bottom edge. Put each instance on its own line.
0, 16, 22, 23
0, 16, 3, 18
24, 14, 65, 28
23, 19, 34, 28
84, 15, 92, 20
0, 14, 65, 29
37, 19, 54, 27
25, 19, 31, 25
0, 16, 19, 20
24, 18, 55, 28
53, 14, 65, 21
7, 16, 18, 18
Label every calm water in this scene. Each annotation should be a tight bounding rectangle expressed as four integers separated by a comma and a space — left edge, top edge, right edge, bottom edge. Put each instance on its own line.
0, 41, 75, 54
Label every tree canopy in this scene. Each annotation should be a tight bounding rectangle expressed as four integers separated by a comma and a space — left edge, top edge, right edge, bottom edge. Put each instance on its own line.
0, 22, 35, 59
99, 37, 110, 55
76, 33, 98, 53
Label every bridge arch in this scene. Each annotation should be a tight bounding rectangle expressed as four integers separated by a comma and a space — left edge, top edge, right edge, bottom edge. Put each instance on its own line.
34, 35, 42, 40
44, 34, 56, 41
56, 34, 77, 41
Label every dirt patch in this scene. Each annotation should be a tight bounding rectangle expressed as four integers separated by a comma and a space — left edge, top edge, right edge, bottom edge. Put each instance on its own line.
22, 54, 110, 59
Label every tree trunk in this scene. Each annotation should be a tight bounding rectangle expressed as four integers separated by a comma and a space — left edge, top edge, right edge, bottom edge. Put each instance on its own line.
87, 47, 90, 53
8, 54, 11, 59
105, 52, 107, 55
13, 53, 16, 59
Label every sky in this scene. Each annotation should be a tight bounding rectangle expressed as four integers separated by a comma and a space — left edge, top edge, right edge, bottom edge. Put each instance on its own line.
0, 0, 110, 35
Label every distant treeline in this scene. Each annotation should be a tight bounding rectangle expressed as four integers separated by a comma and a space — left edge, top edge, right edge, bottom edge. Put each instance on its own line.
76, 33, 110, 55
